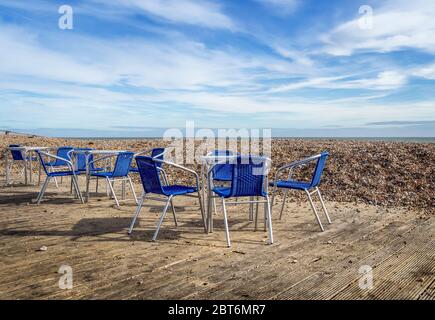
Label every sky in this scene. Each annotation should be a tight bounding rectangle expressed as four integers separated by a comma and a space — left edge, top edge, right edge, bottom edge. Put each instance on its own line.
0, 0, 434, 137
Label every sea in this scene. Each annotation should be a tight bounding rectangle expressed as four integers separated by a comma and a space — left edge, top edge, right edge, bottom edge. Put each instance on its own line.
67, 137, 435, 143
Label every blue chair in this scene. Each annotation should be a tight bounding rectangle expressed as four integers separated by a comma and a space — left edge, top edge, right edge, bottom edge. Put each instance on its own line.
35, 150, 83, 204
45, 146, 74, 168
43, 146, 74, 187
208, 150, 238, 182
9, 145, 37, 162
207, 150, 243, 218
68, 148, 105, 194
208, 155, 273, 247
7, 145, 39, 183
87, 152, 137, 207
130, 148, 165, 174
71, 148, 104, 174
128, 156, 206, 241
131, 148, 171, 195
270, 152, 331, 231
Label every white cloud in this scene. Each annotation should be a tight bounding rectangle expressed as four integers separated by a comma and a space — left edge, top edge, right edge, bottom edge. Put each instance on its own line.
412, 63, 435, 80
0, 23, 302, 90
348, 71, 408, 90
273, 46, 314, 67
90, 0, 235, 30
0, 26, 114, 85
321, 0, 435, 56
270, 71, 408, 92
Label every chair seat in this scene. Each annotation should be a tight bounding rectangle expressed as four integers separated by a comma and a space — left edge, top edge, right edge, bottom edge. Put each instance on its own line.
45, 162, 69, 167
77, 168, 104, 174
213, 176, 232, 182
212, 186, 232, 197
90, 171, 114, 178
162, 185, 197, 196
270, 180, 311, 190
47, 170, 81, 177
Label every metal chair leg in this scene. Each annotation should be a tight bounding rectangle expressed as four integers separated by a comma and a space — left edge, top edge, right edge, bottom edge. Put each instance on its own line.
86, 174, 91, 202
316, 188, 332, 224
270, 184, 277, 211
197, 190, 207, 233
38, 161, 42, 186
170, 198, 178, 226
96, 178, 99, 193
254, 196, 259, 222
107, 177, 120, 207
266, 196, 274, 244
254, 200, 259, 231
36, 177, 51, 205
72, 175, 84, 204
221, 198, 231, 247
152, 196, 172, 241
305, 189, 324, 231
24, 159, 28, 185
128, 176, 138, 204
279, 188, 289, 220
249, 196, 253, 221
264, 198, 267, 232
50, 166, 59, 188
128, 193, 146, 234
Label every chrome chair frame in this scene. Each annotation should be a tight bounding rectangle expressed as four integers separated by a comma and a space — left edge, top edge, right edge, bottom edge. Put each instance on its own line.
86, 153, 138, 207
207, 156, 273, 247
128, 158, 206, 242
35, 150, 83, 205
270, 153, 332, 231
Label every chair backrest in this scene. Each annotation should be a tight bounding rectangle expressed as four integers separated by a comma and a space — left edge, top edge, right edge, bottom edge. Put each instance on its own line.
53, 147, 74, 166
135, 156, 164, 195
309, 152, 329, 188
9, 145, 25, 161
112, 152, 135, 177
36, 150, 49, 175
228, 156, 268, 197
36, 150, 69, 176
73, 148, 93, 171
151, 148, 165, 169
211, 150, 237, 181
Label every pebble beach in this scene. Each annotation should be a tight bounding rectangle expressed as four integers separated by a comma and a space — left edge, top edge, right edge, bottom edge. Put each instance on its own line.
1, 134, 434, 213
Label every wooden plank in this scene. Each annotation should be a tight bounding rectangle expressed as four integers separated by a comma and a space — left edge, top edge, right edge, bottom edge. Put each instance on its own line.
274, 218, 432, 300
418, 279, 435, 300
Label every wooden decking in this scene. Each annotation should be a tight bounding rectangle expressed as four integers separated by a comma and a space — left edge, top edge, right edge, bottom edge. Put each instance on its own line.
0, 182, 433, 300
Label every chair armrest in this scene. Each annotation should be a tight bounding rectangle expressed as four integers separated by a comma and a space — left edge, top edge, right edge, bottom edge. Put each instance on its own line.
38, 151, 74, 170
88, 154, 116, 167
134, 149, 169, 158
279, 154, 322, 171
158, 160, 201, 189
133, 149, 153, 157
272, 153, 322, 184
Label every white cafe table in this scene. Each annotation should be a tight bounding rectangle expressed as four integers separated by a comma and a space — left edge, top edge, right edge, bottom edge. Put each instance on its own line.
71, 149, 127, 203
5, 146, 48, 185
200, 154, 239, 233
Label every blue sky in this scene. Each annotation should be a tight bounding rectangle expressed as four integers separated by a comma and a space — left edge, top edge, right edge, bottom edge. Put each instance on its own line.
0, 0, 434, 137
